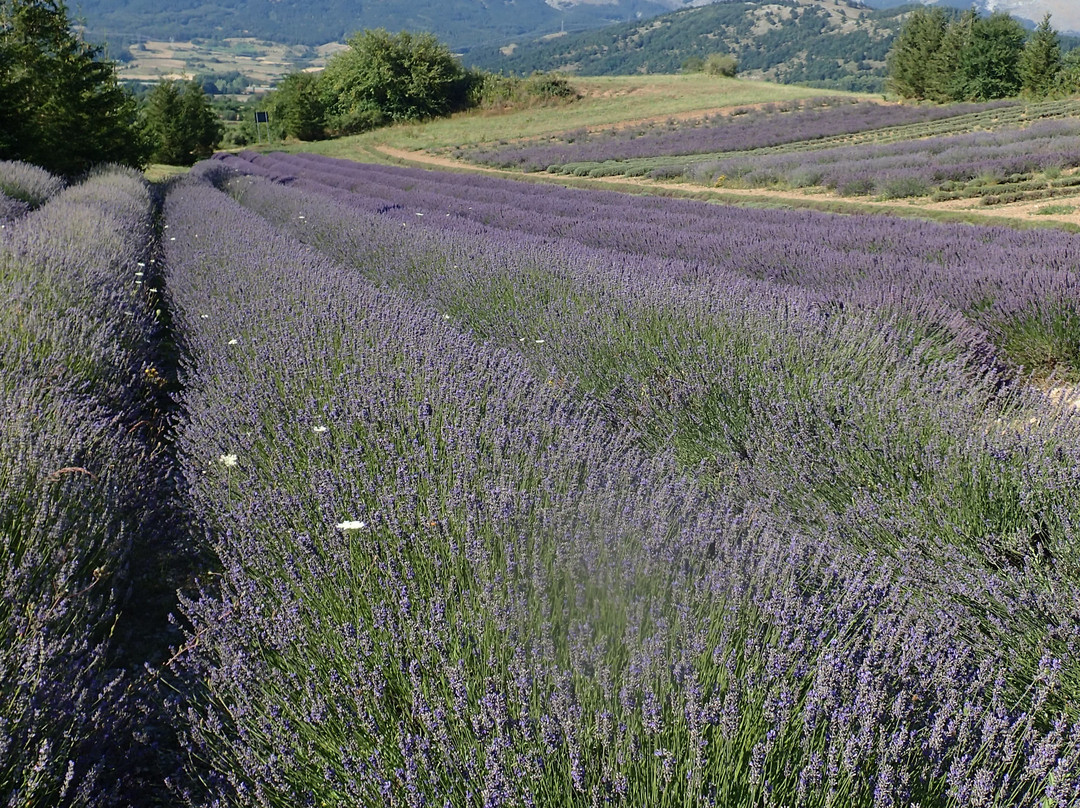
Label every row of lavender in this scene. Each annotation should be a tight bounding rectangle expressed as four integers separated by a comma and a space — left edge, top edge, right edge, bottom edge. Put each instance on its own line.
459, 99, 1016, 173
692, 117, 1080, 197
217, 151, 1080, 380
0, 160, 66, 221
165, 170, 1080, 806
0, 166, 164, 805
217, 155, 1080, 583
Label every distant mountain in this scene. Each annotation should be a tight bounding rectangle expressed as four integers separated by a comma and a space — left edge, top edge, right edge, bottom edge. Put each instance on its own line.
464, 0, 912, 91
859, 1, 1080, 34
76, 0, 737, 49
463, 0, 1080, 91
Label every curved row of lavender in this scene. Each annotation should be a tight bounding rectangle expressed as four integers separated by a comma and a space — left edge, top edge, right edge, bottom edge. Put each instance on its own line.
459, 99, 1015, 172
166, 174, 1080, 806
0, 168, 162, 806
216, 151, 1080, 381
689, 118, 1080, 197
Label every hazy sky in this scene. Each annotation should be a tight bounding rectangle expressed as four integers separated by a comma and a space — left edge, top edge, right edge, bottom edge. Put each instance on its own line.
974, 1, 1080, 31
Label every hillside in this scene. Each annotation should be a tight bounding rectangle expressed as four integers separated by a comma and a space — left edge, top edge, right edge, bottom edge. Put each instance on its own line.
79, 0, 723, 51
464, 0, 913, 91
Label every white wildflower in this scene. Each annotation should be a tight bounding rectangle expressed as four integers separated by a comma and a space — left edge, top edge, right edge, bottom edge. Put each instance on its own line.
313, 426, 329, 433
228, 339, 238, 345
218, 454, 238, 467
336, 520, 366, 531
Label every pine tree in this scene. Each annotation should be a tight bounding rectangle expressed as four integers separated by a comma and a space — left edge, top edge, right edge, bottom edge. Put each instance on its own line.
1020, 13, 1062, 98
141, 80, 222, 166
0, 0, 146, 175
886, 6, 948, 100
927, 9, 975, 102
954, 11, 1026, 101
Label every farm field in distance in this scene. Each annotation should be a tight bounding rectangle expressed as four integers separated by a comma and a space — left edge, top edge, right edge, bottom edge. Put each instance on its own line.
282, 74, 1080, 231
5, 72, 1080, 804
112, 36, 348, 85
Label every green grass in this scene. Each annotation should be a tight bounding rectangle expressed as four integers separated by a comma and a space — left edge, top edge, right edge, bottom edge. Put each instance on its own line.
1033, 203, 1077, 215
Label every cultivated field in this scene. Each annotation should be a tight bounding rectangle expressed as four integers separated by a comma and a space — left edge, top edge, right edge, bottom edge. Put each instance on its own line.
5, 76, 1080, 805
114, 37, 346, 85
282, 76, 1080, 230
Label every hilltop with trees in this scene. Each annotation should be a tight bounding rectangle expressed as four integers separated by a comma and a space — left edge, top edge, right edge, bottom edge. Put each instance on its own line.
888, 9, 1078, 101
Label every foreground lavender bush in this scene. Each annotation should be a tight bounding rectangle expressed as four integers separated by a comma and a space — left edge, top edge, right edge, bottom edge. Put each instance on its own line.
0, 159, 66, 208
166, 176, 1080, 806
0, 169, 161, 805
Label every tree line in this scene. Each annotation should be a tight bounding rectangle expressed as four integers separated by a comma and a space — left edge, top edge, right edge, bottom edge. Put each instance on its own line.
1, 0, 221, 175
887, 8, 1078, 102
1, 0, 577, 174
255, 28, 577, 144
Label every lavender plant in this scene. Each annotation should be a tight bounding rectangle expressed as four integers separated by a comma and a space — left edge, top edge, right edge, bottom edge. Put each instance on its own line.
0, 193, 29, 223
0, 168, 165, 805
0, 160, 66, 209
165, 175, 1080, 806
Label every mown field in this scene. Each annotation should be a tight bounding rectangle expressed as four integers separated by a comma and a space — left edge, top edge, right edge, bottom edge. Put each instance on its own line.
4, 77, 1080, 806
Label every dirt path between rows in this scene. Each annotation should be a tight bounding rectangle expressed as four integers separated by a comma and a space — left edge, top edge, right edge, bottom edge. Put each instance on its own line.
371, 144, 1080, 230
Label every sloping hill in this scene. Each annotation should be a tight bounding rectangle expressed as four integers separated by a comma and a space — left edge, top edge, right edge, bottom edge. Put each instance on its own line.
79, 0, 718, 50
464, 0, 911, 91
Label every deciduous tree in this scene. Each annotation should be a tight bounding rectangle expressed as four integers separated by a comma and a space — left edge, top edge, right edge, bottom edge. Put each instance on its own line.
320, 29, 467, 132
268, 71, 327, 141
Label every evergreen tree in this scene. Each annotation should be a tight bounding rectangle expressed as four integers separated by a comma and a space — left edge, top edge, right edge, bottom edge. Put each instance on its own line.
1019, 13, 1062, 97
927, 9, 975, 102
0, 0, 146, 176
886, 5, 948, 100
141, 80, 222, 166
954, 11, 1025, 100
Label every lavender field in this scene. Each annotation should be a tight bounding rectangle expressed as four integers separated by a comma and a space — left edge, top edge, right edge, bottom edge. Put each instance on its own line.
460, 98, 1015, 174
694, 118, 1080, 201
159, 156, 1080, 805
455, 99, 1080, 204
6, 152, 1080, 806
